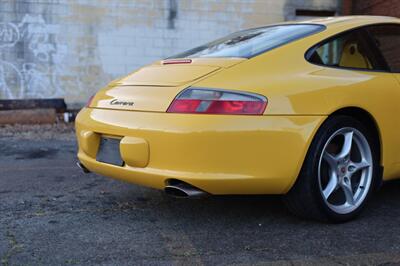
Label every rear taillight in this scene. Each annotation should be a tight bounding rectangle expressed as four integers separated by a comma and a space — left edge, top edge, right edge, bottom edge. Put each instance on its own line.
167, 88, 267, 115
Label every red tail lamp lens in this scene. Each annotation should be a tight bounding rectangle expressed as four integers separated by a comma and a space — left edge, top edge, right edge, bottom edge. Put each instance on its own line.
167, 88, 267, 115
168, 99, 201, 113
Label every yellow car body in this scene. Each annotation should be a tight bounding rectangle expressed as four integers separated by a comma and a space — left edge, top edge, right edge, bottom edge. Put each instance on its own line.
76, 16, 400, 196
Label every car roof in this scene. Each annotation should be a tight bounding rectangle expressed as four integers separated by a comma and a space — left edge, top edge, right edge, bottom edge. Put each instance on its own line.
299, 15, 400, 29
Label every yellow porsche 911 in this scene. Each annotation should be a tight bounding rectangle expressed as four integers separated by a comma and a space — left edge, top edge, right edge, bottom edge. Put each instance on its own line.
76, 16, 400, 222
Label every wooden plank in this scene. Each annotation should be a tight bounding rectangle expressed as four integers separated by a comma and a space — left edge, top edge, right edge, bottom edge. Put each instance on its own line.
0, 99, 67, 113
0, 109, 57, 124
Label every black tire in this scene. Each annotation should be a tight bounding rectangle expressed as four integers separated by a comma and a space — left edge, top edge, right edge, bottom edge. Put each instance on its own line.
284, 115, 380, 223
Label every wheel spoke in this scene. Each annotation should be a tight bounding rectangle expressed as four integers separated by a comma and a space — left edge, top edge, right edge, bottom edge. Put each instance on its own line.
355, 160, 370, 170
338, 131, 354, 159
341, 182, 355, 206
323, 171, 338, 199
349, 160, 370, 176
323, 151, 337, 169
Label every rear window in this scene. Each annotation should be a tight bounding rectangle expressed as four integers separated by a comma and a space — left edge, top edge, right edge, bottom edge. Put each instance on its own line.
169, 24, 325, 59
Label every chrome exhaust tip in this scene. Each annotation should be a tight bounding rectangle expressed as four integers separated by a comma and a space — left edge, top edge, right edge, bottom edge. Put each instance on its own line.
76, 162, 90, 174
164, 181, 208, 199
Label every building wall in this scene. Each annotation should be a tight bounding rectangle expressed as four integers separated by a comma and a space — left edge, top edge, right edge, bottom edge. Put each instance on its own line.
344, 0, 400, 17
0, 0, 339, 105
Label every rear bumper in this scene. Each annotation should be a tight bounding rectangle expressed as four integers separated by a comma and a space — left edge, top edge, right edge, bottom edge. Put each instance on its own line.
76, 108, 325, 195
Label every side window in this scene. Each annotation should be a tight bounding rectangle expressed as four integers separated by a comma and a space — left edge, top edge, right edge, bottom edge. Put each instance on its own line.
367, 25, 400, 72
308, 29, 383, 71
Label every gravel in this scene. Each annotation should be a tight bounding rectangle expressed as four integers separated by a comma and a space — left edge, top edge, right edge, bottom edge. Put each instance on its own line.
0, 123, 75, 140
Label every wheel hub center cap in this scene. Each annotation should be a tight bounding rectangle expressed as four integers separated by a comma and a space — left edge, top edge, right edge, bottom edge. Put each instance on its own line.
338, 164, 348, 177
340, 167, 346, 174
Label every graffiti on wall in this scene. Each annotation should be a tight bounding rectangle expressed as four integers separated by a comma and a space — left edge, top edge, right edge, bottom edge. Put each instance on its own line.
0, 22, 19, 48
0, 14, 66, 99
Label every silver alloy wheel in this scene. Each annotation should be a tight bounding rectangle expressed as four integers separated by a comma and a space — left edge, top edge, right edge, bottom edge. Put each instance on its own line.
318, 127, 373, 215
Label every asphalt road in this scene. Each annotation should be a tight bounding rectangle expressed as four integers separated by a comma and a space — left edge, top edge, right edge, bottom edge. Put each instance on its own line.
1, 132, 400, 265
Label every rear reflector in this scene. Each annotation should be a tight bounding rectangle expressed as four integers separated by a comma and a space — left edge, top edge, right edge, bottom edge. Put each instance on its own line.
162, 59, 193, 65
167, 88, 267, 115
85, 95, 95, 107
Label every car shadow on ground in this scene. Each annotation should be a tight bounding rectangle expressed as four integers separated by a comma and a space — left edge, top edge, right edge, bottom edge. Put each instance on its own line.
109, 178, 400, 225
89, 178, 400, 263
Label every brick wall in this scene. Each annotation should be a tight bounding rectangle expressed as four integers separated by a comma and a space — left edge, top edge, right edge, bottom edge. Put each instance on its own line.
0, 0, 339, 105
343, 0, 400, 17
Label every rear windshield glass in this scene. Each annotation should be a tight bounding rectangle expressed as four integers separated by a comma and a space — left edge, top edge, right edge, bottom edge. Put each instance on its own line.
170, 24, 325, 59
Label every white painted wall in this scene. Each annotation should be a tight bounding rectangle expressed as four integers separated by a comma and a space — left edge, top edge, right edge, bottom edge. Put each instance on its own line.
0, 0, 339, 105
